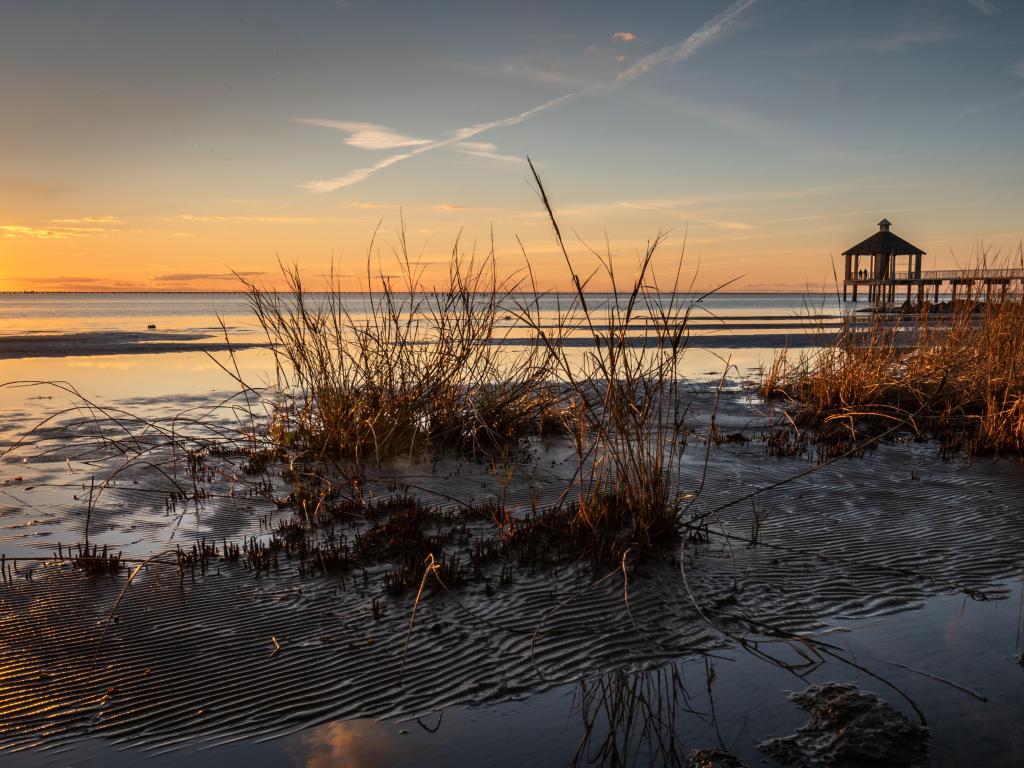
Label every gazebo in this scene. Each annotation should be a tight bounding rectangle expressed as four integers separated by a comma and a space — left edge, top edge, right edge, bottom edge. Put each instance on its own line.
842, 219, 926, 302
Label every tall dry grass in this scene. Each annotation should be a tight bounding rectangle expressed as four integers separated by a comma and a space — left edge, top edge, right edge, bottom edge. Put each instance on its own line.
761, 291, 1024, 455
240, 233, 560, 469
517, 160, 701, 550
234, 166, 713, 555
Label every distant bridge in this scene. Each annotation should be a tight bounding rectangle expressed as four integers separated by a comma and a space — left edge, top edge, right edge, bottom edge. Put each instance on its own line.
896, 268, 1024, 281
845, 269, 1024, 303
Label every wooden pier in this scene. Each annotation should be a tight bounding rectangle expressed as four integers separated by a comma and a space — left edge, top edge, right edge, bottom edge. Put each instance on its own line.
842, 219, 1024, 303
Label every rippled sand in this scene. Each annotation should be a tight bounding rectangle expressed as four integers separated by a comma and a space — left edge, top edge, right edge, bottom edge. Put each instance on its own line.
1, 385, 1022, 762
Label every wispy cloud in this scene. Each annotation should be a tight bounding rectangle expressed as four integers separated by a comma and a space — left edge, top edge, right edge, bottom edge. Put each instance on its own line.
967, 0, 1000, 16
152, 271, 264, 282
454, 141, 529, 165
1, 222, 120, 239
433, 204, 466, 211
300, 0, 759, 192
958, 56, 1024, 117
51, 215, 125, 225
173, 214, 318, 223
615, 0, 757, 82
12, 275, 145, 289
303, 152, 418, 192
861, 26, 957, 52
295, 119, 432, 150
799, 25, 958, 57
498, 61, 583, 87
2, 224, 73, 240
612, 32, 637, 42
758, 203, 959, 226
956, 87, 1024, 117
348, 201, 397, 209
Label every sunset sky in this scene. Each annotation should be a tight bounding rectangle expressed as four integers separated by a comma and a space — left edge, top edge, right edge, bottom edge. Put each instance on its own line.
2, 0, 1023, 292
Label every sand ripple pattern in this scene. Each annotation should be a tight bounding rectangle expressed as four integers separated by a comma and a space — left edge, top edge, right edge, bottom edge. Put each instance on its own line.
1, 393, 1023, 754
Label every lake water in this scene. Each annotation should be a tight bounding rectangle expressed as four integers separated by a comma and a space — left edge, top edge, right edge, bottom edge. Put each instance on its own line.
0, 291, 840, 404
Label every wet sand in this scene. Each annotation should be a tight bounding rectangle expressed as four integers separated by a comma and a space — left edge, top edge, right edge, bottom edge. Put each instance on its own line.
0, 331, 266, 359
0, 328, 832, 360
1, 384, 1022, 765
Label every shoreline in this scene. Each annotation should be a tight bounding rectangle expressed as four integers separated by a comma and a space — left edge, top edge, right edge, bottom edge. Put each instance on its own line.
0, 329, 828, 361
0, 331, 268, 360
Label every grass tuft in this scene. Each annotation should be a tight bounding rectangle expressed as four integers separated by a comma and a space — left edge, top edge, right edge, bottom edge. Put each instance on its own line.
761, 287, 1024, 457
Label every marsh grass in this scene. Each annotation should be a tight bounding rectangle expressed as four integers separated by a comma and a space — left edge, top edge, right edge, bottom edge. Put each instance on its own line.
761, 287, 1024, 456
2, 164, 722, 588
240, 236, 562, 472
229, 165, 713, 559
519, 159, 704, 555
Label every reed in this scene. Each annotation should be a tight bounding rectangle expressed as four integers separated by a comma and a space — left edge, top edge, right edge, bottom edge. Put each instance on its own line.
239, 233, 561, 471
239, 167, 708, 557
518, 160, 699, 554
761, 286, 1024, 456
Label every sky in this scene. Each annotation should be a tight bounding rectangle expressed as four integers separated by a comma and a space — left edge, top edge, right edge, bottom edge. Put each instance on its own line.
1, 0, 1023, 292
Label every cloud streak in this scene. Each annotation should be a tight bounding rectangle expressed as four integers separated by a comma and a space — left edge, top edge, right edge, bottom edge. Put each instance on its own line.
1, 222, 121, 239
967, 0, 1000, 16
152, 271, 264, 282
51, 215, 125, 225
861, 26, 957, 52
295, 119, 432, 150
173, 214, 318, 223
12, 275, 145, 289
301, 0, 759, 192
454, 141, 530, 165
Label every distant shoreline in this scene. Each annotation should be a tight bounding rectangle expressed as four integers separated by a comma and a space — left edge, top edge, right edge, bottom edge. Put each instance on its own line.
0, 329, 825, 360
0, 290, 835, 296
0, 331, 268, 360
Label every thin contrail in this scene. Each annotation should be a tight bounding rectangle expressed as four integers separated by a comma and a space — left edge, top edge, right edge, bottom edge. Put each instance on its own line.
303, 0, 759, 192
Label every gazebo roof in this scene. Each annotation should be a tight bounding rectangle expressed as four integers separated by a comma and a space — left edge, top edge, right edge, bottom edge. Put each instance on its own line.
842, 219, 925, 256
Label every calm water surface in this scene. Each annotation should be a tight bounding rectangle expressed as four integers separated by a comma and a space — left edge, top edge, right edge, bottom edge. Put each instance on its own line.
0, 292, 839, 406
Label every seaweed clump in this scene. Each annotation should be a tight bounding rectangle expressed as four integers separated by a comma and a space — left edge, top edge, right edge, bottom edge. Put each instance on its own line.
758, 683, 928, 767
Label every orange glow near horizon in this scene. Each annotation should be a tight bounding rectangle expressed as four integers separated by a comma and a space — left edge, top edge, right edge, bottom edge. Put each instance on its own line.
3, 203, 1021, 295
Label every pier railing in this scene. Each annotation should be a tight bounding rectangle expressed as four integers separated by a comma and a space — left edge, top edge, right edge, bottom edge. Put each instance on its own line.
891, 268, 1024, 281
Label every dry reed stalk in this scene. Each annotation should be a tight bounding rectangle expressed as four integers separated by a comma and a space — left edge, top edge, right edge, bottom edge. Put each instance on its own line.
238, 230, 562, 471
519, 159, 709, 552
760, 272, 1024, 456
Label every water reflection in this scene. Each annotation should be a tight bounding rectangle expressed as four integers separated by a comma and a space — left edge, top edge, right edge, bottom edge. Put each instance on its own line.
296, 720, 400, 768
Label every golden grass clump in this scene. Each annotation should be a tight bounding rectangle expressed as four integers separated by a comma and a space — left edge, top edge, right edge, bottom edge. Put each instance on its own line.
519, 160, 697, 551
240, 233, 561, 469
229, 165, 710, 559
761, 291, 1024, 456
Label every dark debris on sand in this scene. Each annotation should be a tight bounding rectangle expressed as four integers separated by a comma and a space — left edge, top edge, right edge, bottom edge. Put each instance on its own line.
758, 683, 928, 767
686, 748, 749, 767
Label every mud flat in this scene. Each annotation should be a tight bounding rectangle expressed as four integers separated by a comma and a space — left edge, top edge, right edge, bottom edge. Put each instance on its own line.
0, 326, 838, 361
0, 385, 1022, 766
0, 331, 267, 359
